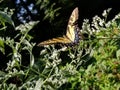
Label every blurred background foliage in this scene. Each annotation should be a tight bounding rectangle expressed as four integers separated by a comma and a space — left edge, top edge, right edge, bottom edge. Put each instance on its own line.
0, 0, 120, 89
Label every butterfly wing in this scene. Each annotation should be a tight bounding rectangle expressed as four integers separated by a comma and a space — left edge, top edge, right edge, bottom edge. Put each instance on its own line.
66, 7, 79, 42
37, 35, 71, 46
37, 7, 80, 46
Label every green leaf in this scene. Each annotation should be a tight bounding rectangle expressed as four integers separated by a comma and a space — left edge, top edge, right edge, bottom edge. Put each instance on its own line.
0, 11, 15, 27
116, 49, 120, 59
0, 38, 5, 54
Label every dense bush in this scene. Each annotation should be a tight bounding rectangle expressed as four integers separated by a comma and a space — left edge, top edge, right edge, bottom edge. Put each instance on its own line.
0, 0, 120, 90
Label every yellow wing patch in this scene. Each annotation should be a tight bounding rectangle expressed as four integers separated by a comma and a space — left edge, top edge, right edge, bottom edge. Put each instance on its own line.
66, 7, 79, 42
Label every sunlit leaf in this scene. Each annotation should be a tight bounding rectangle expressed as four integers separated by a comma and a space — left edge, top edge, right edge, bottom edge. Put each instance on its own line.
0, 11, 14, 27
116, 49, 120, 59
0, 38, 4, 54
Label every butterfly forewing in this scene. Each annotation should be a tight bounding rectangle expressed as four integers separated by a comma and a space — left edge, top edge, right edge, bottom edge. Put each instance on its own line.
37, 35, 71, 46
66, 7, 79, 42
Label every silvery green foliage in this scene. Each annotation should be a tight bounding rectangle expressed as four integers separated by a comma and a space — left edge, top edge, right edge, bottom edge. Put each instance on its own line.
0, 7, 15, 26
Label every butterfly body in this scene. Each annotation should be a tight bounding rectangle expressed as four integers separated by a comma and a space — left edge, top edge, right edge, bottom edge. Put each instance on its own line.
37, 7, 82, 46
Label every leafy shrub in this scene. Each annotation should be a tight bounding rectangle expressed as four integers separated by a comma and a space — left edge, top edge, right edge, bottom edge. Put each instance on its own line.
0, 7, 120, 90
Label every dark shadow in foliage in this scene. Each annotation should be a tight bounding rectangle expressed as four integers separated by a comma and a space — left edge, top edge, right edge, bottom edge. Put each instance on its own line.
0, 24, 20, 70
31, 21, 55, 44
58, 82, 82, 90
20, 50, 30, 67
0, 51, 6, 70
59, 51, 72, 66
0, 44, 12, 70
6, 76, 22, 87
58, 82, 75, 90
32, 45, 42, 58
78, 0, 120, 28
80, 53, 96, 69
5, 24, 18, 38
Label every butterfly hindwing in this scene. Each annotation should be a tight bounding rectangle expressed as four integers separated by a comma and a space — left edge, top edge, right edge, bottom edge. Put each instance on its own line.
37, 7, 80, 46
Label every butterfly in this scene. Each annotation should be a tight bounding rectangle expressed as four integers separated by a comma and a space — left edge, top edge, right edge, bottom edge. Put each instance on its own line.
37, 7, 82, 46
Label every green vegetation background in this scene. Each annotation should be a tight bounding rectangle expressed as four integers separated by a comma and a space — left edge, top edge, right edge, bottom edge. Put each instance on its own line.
0, 0, 120, 90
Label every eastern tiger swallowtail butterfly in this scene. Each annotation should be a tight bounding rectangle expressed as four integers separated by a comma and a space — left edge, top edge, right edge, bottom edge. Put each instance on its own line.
37, 7, 82, 46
